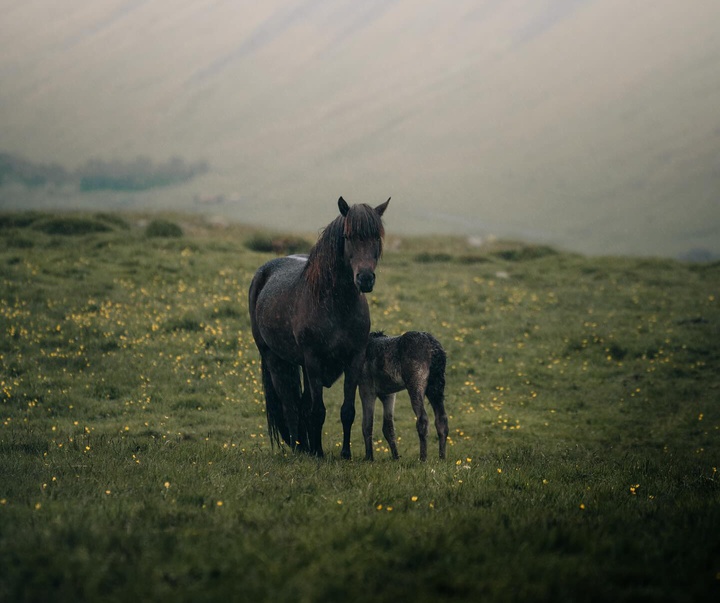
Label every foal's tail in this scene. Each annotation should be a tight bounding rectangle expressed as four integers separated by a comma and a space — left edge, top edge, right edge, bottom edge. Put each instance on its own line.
427, 344, 447, 404
427, 342, 449, 459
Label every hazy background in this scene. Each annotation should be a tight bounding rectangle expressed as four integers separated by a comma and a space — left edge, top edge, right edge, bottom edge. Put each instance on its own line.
2, 0, 719, 259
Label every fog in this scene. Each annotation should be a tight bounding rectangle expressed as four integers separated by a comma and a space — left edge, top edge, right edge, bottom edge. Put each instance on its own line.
2, 0, 719, 258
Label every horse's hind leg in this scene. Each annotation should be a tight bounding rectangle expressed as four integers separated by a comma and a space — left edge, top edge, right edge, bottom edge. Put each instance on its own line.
300, 369, 324, 454
301, 360, 328, 458
427, 381, 449, 460
408, 384, 430, 461
380, 393, 400, 460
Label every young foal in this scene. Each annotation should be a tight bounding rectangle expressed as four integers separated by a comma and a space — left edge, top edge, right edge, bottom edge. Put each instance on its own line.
359, 331, 449, 461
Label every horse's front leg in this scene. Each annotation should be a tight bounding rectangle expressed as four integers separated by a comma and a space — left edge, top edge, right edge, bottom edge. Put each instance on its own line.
340, 355, 363, 460
359, 382, 376, 461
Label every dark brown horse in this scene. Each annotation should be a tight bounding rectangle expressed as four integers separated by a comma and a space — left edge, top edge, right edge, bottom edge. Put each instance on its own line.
359, 331, 449, 461
248, 197, 390, 457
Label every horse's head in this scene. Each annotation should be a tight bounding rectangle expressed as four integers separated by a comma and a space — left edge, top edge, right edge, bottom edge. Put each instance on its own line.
338, 196, 390, 293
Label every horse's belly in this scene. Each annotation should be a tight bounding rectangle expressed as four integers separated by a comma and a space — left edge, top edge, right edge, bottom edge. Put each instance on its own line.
318, 359, 345, 388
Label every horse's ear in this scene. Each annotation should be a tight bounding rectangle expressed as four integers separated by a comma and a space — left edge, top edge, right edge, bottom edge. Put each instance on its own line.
338, 196, 349, 216
375, 197, 390, 216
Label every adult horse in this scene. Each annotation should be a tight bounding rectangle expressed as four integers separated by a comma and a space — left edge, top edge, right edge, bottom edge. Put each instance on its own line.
248, 197, 390, 458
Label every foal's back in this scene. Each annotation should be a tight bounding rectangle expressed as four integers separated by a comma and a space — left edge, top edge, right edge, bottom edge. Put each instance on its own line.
366, 331, 445, 395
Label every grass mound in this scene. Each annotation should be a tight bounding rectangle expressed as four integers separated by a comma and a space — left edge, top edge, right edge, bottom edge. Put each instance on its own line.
245, 233, 311, 254
32, 216, 113, 236
0, 211, 44, 229
0, 211, 127, 237
145, 219, 183, 238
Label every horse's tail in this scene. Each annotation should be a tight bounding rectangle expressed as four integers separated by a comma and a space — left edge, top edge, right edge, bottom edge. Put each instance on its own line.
249, 263, 291, 449
260, 354, 290, 448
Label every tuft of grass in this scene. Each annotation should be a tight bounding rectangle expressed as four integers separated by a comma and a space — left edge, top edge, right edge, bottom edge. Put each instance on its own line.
31, 216, 113, 236
0, 211, 44, 229
245, 233, 311, 255
0, 210, 718, 602
492, 244, 559, 261
145, 219, 183, 238
414, 252, 454, 263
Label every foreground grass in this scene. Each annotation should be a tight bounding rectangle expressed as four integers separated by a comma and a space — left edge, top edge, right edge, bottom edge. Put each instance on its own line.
1, 211, 719, 602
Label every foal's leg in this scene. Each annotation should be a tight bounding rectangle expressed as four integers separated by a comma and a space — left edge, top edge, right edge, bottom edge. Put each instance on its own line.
380, 393, 400, 460
427, 384, 449, 460
359, 382, 377, 461
407, 383, 430, 461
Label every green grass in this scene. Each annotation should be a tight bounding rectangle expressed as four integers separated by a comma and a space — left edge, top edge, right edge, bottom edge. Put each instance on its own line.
1, 211, 719, 602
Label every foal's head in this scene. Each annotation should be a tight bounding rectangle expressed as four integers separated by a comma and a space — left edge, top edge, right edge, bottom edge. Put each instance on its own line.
339, 196, 390, 293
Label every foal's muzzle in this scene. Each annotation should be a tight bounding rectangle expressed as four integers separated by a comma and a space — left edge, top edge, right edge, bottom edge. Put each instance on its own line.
356, 272, 375, 293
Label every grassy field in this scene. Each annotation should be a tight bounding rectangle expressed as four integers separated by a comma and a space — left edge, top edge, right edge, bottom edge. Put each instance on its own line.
1, 211, 718, 602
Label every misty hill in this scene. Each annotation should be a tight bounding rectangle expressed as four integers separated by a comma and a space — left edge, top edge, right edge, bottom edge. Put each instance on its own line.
1, 1, 719, 259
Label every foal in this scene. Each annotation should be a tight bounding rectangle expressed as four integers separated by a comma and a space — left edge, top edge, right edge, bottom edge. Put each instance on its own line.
359, 331, 449, 461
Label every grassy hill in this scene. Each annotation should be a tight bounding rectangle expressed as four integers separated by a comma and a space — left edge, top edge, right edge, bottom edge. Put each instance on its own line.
1, 211, 718, 602
3, 2, 720, 257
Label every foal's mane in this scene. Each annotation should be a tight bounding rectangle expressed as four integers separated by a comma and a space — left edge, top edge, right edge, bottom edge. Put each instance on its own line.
304, 204, 385, 296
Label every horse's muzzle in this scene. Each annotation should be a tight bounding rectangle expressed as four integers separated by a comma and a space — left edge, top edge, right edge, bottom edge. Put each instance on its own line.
356, 272, 375, 293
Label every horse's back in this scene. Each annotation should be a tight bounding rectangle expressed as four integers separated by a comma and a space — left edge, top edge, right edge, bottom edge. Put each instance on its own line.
249, 256, 307, 361
249, 256, 305, 307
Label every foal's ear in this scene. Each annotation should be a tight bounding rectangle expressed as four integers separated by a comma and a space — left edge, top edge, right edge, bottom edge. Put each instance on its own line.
338, 196, 350, 216
375, 197, 391, 216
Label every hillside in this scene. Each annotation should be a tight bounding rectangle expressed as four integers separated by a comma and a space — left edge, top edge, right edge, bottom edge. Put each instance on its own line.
1, 1, 720, 258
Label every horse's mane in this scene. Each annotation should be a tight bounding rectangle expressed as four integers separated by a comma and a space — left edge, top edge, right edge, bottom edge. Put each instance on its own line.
304, 204, 385, 295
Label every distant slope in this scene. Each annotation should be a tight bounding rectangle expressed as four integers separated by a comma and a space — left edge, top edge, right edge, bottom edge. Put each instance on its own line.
1, 0, 719, 258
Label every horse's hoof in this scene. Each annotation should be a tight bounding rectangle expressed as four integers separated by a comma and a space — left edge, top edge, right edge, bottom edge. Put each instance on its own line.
341, 450, 352, 460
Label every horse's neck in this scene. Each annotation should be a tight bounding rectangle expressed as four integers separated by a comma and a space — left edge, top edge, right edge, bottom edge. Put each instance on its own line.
304, 257, 356, 304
